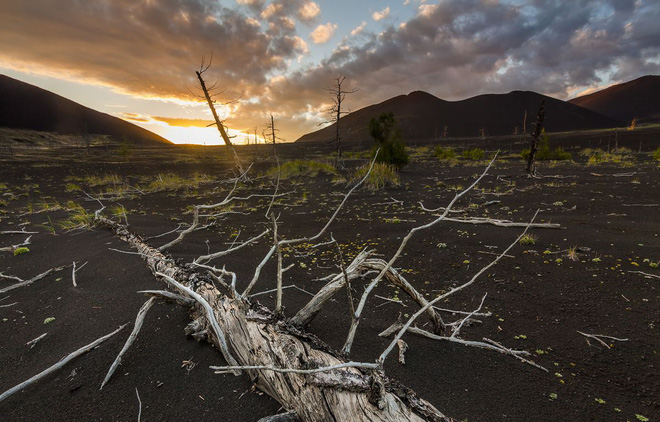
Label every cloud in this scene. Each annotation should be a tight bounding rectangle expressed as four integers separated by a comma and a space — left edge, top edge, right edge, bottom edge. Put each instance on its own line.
298, 1, 321, 22
310, 22, 337, 44
351, 21, 368, 36
152, 117, 215, 127
372, 7, 391, 21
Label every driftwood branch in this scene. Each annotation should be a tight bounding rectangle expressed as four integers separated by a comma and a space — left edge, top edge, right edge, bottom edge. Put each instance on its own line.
577, 331, 629, 349
100, 298, 157, 390
0, 265, 67, 294
0, 324, 126, 403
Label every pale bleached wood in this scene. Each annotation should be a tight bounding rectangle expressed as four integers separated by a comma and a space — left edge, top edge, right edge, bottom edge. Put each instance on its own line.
100, 298, 157, 390
0, 325, 126, 403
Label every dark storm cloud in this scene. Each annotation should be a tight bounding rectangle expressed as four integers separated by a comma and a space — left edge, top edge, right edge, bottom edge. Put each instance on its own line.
266, 0, 660, 137
0, 0, 306, 101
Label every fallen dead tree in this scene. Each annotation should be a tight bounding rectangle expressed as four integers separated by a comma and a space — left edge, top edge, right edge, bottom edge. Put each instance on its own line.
3, 155, 547, 421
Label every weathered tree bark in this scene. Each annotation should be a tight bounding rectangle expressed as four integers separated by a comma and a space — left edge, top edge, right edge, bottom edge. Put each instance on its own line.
526, 101, 545, 176
195, 70, 244, 174
96, 215, 452, 422
291, 250, 444, 334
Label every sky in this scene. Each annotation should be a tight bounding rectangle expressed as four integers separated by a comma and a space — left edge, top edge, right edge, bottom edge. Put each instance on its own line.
1, 0, 659, 145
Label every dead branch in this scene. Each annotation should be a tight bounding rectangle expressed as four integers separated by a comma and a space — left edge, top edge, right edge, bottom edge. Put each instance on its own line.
0, 265, 67, 294
378, 210, 539, 366
26, 333, 47, 349
342, 155, 498, 357
137, 290, 195, 307
101, 298, 157, 390
156, 272, 241, 375
71, 261, 87, 287
0, 324, 126, 403
135, 387, 142, 422
397, 340, 408, 365
242, 151, 380, 297
627, 270, 660, 280
211, 361, 379, 375
577, 331, 629, 349
0, 235, 32, 252
442, 217, 561, 229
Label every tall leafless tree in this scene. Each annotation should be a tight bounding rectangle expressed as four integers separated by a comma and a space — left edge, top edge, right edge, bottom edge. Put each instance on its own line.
193, 53, 244, 175
324, 74, 358, 164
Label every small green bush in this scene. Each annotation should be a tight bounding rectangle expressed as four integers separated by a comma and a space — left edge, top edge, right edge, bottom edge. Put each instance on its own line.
653, 146, 660, 161
435, 147, 456, 160
462, 148, 485, 161
369, 113, 409, 169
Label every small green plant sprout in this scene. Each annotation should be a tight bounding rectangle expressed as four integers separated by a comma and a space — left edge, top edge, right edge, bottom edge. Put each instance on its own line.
594, 398, 606, 404
613, 407, 621, 413
535, 349, 547, 355
566, 246, 579, 261
463, 259, 470, 264
636, 414, 649, 421
650, 261, 659, 269
552, 201, 564, 206
592, 257, 602, 263
555, 258, 563, 264
384, 217, 401, 224
549, 393, 558, 400
437, 242, 447, 249
514, 334, 527, 340
41, 215, 57, 235
519, 234, 538, 245
43, 317, 55, 324
13, 247, 30, 256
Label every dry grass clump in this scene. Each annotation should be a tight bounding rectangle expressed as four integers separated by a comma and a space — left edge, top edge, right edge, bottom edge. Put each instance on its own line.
267, 160, 337, 179
580, 148, 634, 165
147, 172, 211, 192
350, 162, 400, 191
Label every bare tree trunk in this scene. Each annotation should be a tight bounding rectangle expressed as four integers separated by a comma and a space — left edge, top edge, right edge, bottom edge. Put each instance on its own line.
96, 216, 451, 422
525, 101, 545, 176
195, 70, 244, 174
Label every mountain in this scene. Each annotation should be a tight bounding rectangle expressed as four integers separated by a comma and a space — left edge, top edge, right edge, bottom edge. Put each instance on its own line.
568, 75, 660, 124
0, 75, 171, 145
296, 90, 621, 144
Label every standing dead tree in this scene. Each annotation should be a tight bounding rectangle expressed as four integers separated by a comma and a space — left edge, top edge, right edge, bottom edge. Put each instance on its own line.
264, 114, 284, 158
324, 74, 358, 165
525, 101, 545, 176
193, 54, 244, 174
3, 156, 548, 421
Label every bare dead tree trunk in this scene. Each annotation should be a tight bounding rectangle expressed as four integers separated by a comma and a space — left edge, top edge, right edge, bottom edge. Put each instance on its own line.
96, 215, 451, 422
525, 101, 545, 176
271, 114, 277, 158
325, 74, 357, 165
195, 68, 244, 175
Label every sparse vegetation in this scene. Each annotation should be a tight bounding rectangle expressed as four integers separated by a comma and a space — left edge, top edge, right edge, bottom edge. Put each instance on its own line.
653, 146, 660, 161
13, 247, 30, 256
462, 148, 485, 161
148, 172, 211, 192
268, 160, 337, 179
435, 146, 456, 160
521, 132, 572, 161
519, 234, 538, 245
350, 162, 400, 191
59, 202, 95, 231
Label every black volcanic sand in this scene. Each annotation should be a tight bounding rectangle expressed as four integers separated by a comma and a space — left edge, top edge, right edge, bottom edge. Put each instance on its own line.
0, 141, 658, 422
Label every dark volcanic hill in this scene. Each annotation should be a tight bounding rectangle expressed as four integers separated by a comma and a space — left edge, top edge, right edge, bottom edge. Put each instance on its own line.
295, 90, 621, 144
0, 75, 171, 145
568, 75, 660, 124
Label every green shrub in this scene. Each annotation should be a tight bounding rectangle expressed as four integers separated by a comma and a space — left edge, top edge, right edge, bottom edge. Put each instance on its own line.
369, 113, 409, 169
351, 162, 400, 191
653, 146, 660, 161
435, 147, 456, 160
462, 148, 485, 161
